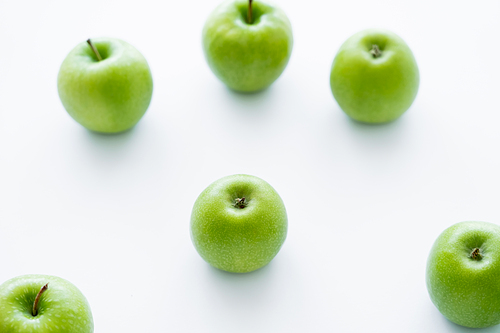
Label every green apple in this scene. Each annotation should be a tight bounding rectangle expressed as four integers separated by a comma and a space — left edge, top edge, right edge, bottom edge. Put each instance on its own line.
0, 274, 93, 333
58, 38, 153, 133
330, 29, 419, 123
202, 0, 293, 92
426, 221, 500, 328
190, 174, 288, 273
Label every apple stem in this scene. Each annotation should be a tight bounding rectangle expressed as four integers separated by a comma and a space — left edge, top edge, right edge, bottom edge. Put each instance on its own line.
370, 45, 382, 58
32, 283, 49, 316
247, 0, 253, 24
470, 248, 483, 261
234, 197, 248, 209
87, 39, 103, 61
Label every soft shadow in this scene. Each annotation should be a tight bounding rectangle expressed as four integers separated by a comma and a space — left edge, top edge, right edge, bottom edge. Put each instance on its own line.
340, 113, 413, 157
55, 124, 150, 179
345, 116, 407, 142
222, 86, 274, 115
439, 316, 500, 333
317, 112, 417, 176
203, 262, 278, 303
84, 126, 137, 150
78, 125, 141, 164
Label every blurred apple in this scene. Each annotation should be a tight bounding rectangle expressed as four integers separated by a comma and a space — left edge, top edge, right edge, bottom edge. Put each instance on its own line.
330, 29, 419, 123
58, 38, 153, 133
202, 0, 293, 92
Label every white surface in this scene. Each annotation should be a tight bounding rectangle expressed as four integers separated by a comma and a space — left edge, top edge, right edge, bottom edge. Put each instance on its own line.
1, 0, 500, 332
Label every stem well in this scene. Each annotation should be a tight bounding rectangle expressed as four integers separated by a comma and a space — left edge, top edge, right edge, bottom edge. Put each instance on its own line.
247, 0, 253, 24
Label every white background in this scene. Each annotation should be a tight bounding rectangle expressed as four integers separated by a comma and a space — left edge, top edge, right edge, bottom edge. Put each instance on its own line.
1, 0, 500, 332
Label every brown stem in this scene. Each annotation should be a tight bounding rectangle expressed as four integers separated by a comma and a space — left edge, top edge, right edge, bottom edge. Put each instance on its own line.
370, 44, 382, 58
470, 248, 483, 261
87, 39, 103, 61
247, 0, 253, 24
32, 283, 49, 316
234, 197, 248, 209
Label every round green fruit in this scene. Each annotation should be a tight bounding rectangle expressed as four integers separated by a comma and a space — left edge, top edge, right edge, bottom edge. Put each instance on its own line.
426, 221, 500, 328
202, 0, 293, 92
330, 29, 419, 123
58, 38, 153, 133
0, 274, 94, 333
190, 174, 288, 273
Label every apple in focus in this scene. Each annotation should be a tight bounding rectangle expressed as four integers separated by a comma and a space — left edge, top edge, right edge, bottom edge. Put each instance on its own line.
202, 0, 293, 92
58, 38, 153, 133
426, 221, 500, 328
0, 274, 94, 333
190, 174, 288, 273
330, 29, 419, 123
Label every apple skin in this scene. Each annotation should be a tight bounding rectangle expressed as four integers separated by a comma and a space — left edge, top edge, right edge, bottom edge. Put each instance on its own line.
202, 0, 293, 92
0, 274, 94, 333
58, 38, 153, 133
190, 174, 288, 273
426, 221, 500, 328
330, 29, 419, 123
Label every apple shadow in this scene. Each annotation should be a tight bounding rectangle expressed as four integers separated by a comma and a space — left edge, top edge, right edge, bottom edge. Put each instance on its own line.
81, 126, 139, 162
221, 86, 274, 116
203, 262, 278, 304
85, 126, 136, 147
439, 316, 500, 333
339, 113, 414, 158
345, 116, 408, 143
314, 111, 417, 176
195, 252, 304, 327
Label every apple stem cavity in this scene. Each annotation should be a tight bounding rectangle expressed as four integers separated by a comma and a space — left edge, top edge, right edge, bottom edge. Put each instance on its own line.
470, 248, 483, 261
87, 39, 103, 61
32, 283, 49, 317
370, 44, 382, 58
234, 197, 248, 209
247, 0, 253, 24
